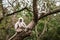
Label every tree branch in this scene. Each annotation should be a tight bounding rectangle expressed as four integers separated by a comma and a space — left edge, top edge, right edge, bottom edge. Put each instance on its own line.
7, 0, 14, 7
0, 7, 33, 23
9, 31, 32, 40
33, 0, 38, 23
38, 8, 60, 20
26, 8, 33, 13
9, 32, 17, 40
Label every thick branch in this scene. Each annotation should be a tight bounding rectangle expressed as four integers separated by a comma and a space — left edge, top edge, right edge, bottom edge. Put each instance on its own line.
38, 8, 60, 20
0, 7, 33, 23
9, 31, 32, 40
33, 0, 38, 23
0, 7, 26, 22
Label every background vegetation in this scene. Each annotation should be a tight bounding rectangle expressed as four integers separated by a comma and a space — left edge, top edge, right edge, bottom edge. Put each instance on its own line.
0, 0, 60, 40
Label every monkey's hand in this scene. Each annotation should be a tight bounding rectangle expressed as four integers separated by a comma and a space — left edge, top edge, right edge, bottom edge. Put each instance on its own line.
16, 28, 23, 32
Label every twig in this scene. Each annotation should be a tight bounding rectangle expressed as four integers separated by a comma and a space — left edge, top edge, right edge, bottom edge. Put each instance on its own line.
8, 32, 17, 40
39, 19, 47, 38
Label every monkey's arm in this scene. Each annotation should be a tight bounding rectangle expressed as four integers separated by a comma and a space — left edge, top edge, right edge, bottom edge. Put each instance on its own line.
15, 22, 23, 32
22, 22, 27, 28
14, 22, 18, 30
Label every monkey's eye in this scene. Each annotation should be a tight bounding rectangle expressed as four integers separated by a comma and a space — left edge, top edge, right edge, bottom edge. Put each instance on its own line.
20, 19, 22, 22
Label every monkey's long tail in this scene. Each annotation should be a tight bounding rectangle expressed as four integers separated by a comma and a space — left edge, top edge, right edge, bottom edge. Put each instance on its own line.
8, 32, 17, 40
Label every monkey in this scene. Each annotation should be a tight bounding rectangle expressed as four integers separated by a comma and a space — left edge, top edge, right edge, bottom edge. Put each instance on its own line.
40, 2, 48, 13
38, 2, 50, 17
14, 17, 27, 32
8, 17, 27, 40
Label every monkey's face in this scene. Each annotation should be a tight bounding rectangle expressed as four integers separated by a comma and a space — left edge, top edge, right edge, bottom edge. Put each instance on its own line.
18, 17, 23, 22
19, 19, 22, 22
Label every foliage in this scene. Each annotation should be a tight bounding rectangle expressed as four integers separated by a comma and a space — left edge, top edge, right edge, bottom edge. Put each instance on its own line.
0, 0, 60, 40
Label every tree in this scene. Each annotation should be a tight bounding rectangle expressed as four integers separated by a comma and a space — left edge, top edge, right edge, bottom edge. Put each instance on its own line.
0, 0, 60, 40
